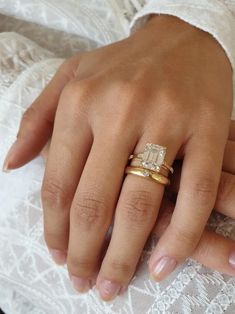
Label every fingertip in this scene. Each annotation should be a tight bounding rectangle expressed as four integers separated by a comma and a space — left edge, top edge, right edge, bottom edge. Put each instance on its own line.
2, 159, 11, 173
2, 140, 18, 172
3, 137, 44, 170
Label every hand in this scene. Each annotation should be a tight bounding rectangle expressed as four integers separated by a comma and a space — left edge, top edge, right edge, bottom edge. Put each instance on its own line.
40, 121, 235, 285
154, 120, 235, 278
3, 15, 233, 301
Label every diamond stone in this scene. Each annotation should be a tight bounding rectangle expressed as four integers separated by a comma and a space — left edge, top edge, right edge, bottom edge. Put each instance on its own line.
141, 143, 166, 171
143, 170, 150, 177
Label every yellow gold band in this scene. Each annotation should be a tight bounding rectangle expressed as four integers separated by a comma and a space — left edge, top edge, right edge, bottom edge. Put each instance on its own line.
125, 166, 170, 186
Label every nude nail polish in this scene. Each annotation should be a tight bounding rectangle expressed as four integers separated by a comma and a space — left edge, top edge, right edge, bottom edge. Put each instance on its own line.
98, 279, 121, 301
151, 256, 177, 281
2, 140, 18, 172
2, 160, 10, 173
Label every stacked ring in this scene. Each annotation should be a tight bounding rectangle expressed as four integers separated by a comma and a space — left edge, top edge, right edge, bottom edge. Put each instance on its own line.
125, 143, 173, 186
125, 166, 170, 185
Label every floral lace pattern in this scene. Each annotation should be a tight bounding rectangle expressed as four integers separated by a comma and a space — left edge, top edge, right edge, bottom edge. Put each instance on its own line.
0, 1, 235, 313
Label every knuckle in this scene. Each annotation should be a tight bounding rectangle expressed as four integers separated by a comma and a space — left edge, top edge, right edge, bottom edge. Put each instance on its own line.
72, 191, 108, 229
190, 176, 217, 203
122, 190, 156, 226
115, 80, 146, 106
60, 80, 91, 117
41, 179, 71, 211
63, 80, 90, 102
59, 56, 80, 79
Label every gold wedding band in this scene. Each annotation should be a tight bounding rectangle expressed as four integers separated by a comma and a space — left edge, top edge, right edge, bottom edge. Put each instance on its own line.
125, 166, 170, 186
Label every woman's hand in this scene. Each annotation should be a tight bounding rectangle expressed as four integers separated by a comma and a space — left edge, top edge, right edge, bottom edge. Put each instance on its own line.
154, 120, 235, 278
3, 15, 233, 301
40, 120, 235, 293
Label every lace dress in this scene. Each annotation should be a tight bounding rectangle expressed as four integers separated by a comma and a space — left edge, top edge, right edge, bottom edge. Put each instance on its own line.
0, 1, 235, 313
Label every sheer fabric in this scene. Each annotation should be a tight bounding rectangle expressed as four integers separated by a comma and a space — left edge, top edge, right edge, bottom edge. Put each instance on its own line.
0, 1, 235, 313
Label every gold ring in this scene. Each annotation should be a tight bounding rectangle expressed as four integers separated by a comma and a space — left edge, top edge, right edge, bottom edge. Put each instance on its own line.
128, 143, 173, 174
125, 166, 170, 186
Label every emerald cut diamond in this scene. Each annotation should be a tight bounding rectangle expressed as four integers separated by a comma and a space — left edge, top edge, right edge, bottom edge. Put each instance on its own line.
140, 143, 166, 171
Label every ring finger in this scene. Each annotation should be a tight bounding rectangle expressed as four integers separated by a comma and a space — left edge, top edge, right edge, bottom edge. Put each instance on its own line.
96, 133, 180, 301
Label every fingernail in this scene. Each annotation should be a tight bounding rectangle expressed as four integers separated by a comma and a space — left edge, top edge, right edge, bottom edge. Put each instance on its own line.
2, 141, 18, 172
229, 251, 235, 267
71, 276, 91, 293
2, 159, 10, 173
49, 249, 67, 265
98, 279, 122, 301
151, 256, 177, 281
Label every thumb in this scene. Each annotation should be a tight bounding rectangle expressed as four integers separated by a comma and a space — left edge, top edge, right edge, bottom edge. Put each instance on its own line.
2, 55, 81, 171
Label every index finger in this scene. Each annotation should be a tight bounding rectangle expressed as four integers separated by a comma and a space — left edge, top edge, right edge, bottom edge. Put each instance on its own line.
3, 56, 81, 170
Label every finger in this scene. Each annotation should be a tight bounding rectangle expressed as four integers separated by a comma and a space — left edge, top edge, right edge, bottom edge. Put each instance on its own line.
223, 140, 235, 174
96, 135, 179, 301
148, 132, 225, 282
2, 56, 81, 171
167, 166, 235, 220
41, 83, 92, 264
229, 120, 235, 141
67, 132, 136, 294
152, 198, 235, 277
213, 171, 235, 218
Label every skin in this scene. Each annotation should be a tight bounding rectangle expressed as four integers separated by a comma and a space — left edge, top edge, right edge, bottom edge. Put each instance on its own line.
40, 120, 235, 297
2, 15, 234, 301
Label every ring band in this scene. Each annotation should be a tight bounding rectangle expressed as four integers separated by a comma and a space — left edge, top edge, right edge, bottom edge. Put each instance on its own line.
125, 166, 170, 186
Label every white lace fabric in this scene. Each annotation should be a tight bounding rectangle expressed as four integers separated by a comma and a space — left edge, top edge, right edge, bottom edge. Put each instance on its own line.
0, 1, 235, 313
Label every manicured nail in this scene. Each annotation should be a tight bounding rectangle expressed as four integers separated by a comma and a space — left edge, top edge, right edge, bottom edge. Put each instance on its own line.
2, 140, 18, 172
229, 251, 235, 267
151, 256, 177, 281
49, 249, 67, 265
2, 159, 10, 173
98, 279, 122, 301
71, 276, 91, 293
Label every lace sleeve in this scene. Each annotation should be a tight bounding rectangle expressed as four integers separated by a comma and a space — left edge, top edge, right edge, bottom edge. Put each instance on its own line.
130, 0, 235, 119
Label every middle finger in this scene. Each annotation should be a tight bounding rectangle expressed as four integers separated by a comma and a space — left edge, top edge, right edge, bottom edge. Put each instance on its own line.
67, 132, 137, 292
